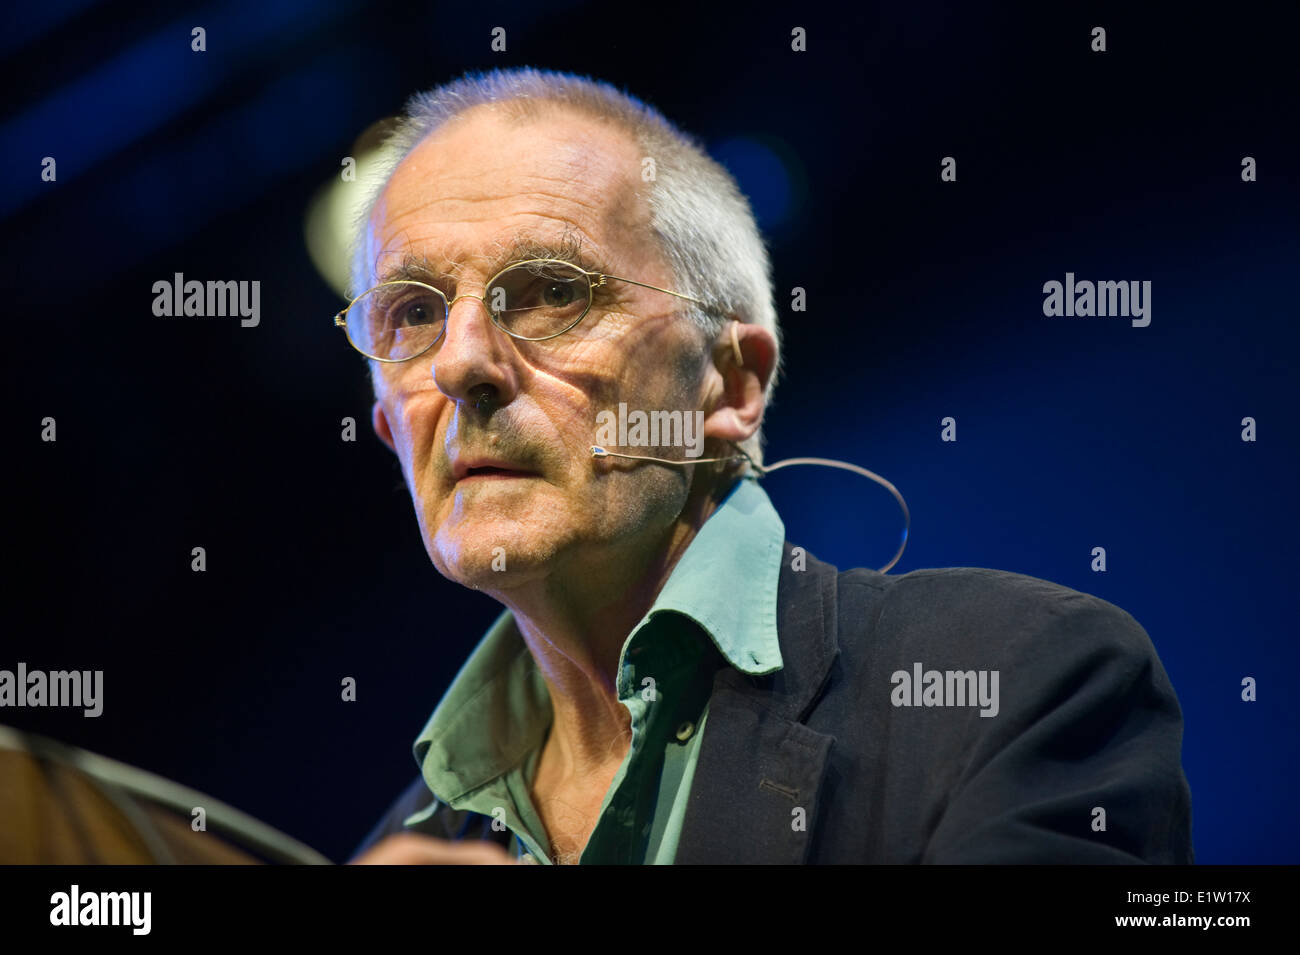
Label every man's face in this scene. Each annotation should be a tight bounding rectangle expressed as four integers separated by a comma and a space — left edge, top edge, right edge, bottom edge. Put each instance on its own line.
367, 104, 713, 592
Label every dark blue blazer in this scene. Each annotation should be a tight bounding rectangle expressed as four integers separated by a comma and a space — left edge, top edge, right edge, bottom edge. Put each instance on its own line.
354, 544, 1194, 863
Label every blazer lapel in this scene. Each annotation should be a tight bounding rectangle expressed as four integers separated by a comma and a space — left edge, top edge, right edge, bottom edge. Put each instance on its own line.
675, 544, 840, 864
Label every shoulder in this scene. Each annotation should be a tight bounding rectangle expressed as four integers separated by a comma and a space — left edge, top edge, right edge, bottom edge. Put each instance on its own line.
828, 558, 1160, 666
780, 547, 1179, 722
813, 556, 1187, 783
840, 559, 1137, 620
787, 553, 1192, 862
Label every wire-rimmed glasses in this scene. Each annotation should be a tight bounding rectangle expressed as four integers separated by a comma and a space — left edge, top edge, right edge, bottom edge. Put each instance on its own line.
334, 258, 720, 362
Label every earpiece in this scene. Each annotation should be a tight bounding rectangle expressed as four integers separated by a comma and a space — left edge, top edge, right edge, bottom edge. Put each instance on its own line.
730, 320, 744, 367
589, 443, 911, 573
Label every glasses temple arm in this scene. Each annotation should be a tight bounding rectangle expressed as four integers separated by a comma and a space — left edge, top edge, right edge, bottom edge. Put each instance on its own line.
600, 274, 726, 316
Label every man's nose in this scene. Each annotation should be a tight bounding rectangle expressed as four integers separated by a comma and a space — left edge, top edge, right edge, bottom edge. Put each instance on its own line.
430, 294, 517, 409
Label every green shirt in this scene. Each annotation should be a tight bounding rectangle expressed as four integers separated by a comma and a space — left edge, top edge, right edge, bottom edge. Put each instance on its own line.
403, 477, 786, 864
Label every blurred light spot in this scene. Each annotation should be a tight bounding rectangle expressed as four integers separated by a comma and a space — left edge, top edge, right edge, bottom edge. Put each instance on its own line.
304, 118, 399, 299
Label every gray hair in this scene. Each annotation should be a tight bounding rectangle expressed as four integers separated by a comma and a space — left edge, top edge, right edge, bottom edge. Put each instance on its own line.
350, 67, 781, 464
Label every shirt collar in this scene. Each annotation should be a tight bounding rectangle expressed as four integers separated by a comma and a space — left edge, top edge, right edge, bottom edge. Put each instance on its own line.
411, 477, 786, 803
620, 476, 785, 681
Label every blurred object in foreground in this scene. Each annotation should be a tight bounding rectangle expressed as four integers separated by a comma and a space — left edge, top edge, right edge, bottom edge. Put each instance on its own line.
0, 725, 331, 864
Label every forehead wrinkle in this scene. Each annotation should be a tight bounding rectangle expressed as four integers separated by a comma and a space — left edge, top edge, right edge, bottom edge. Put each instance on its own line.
371, 116, 650, 285
372, 220, 612, 286
404, 114, 609, 185
375, 184, 611, 258
384, 184, 611, 232
380, 127, 615, 218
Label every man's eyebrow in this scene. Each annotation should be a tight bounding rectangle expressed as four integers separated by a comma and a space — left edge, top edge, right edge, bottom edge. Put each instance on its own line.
374, 253, 455, 287
373, 232, 608, 286
502, 232, 607, 273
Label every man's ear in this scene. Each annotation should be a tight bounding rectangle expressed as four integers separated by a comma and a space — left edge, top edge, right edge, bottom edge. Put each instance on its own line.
372, 400, 396, 453
701, 321, 777, 446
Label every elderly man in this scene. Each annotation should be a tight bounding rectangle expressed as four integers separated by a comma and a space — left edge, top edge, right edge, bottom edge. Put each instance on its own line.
343, 68, 1193, 865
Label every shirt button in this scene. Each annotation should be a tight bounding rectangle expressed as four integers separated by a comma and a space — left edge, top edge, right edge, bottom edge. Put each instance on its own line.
675, 720, 695, 742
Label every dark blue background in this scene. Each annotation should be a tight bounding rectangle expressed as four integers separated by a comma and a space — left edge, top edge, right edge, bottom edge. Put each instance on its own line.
4, 0, 1296, 864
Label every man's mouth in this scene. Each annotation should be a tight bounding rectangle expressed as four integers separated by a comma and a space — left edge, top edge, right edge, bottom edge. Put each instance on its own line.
452, 456, 540, 483
463, 466, 534, 481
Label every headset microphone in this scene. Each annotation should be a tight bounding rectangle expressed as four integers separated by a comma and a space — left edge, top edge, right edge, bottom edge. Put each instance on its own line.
590, 445, 911, 573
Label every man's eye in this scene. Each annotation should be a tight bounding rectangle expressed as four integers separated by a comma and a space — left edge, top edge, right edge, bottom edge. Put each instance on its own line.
396, 302, 428, 326
383, 294, 440, 328
542, 282, 576, 307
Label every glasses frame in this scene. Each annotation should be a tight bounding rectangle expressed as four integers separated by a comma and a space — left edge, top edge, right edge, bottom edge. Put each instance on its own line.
334, 257, 723, 363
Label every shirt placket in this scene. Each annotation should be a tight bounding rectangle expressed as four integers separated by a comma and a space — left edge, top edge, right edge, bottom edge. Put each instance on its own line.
582, 625, 703, 863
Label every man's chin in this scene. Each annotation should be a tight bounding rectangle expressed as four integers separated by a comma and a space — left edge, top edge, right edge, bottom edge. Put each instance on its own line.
427, 529, 562, 592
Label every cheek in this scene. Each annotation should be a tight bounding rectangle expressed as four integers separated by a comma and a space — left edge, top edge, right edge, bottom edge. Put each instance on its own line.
519, 352, 622, 442
612, 366, 701, 417
582, 326, 705, 410
399, 397, 442, 444
377, 389, 448, 486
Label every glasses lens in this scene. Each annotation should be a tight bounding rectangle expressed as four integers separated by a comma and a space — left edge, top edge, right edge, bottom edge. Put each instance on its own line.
488, 261, 590, 339
346, 282, 445, 360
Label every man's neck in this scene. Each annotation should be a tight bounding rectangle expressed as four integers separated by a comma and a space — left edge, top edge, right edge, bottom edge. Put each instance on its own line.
497, 475, 736, 780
